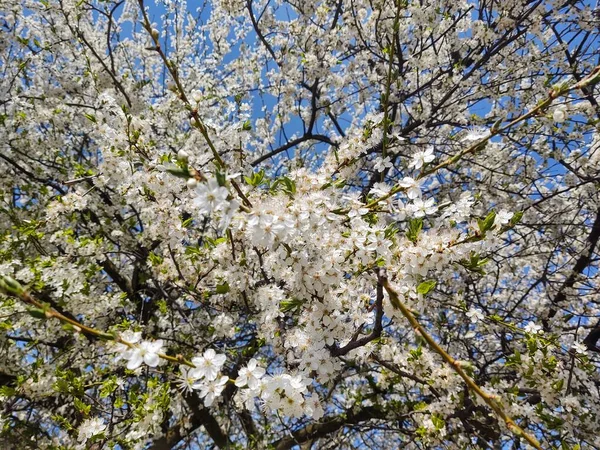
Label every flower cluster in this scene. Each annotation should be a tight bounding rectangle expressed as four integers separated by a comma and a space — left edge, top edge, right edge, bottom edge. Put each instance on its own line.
114, 331, 164, 371
234, 359, 324, 420
177, 349, 228, 406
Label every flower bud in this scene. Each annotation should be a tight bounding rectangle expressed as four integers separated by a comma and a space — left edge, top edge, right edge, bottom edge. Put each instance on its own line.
0, 275, 24, 296
177, 149, 190, 162
187, 177, 198, 189
553, 107, 568, 123
191, 90, 202, 103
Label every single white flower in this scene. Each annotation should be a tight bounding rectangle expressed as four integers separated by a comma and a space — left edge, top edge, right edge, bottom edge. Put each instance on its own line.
187, 177, 198, 189
194, 178, 230, 216
373, 156, 392, 173
126, 339, 163, 370
177, 149, 190, 162
177, 366, 200, 393
462, 126, 490, 142
190, 348, 227, 381
114, 331, 141, 362
304, 394, 324, 420
191, 90, 203, 103
572, 342, 587, 354
466, 308, 484, 323
235, 358, 266, 389
524, 321, 542, 334
409, 147, 435, 170
197, 375, 229, 406
553, 107, 568, 123
408, 198, 437, 218
495, 209, 514, 227
398, 177, 422, 199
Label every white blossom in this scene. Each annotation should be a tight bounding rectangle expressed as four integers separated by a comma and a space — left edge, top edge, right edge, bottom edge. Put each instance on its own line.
373, 156, 393, 172
466, 308, 484, 323
235, 358, 266, 389
462, 126, 490, 142
197, 376, 229, 407
126, 340, 164, 370
495, 209, 514, 227
524, 321, 543, 334
409, 147, 435, 170
77, 417, 106, 443
194, 178, 230, 216
190, 349, 227, 381
553, 107, 568, 123
408, 198, 437, 218
398, 177, 422, 199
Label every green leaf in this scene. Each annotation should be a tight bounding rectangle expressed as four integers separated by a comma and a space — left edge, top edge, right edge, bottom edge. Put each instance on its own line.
431, 414, 445, 430
100, 377, 118, 398
215, 169, 227, 186
510, 211, 523, 226
244, 170, 266, 187
0, 275, 25, 296
26, 308, 47, 320
216, 282, 230, 294
83, 113, 96, 123
73, 397, 91, 416
459, 252, 489, 275
406, 218, 423, 243
280, 298, 305, 313
477, 211, 496, 234
271, 176, 296, 196
165, 164, 191, 179
416, 280, 436, 295
552, 378, 564, 392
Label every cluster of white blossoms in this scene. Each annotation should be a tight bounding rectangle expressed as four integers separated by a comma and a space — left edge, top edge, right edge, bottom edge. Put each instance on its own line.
192, 176, 240, 230
4, 0, 600, 448
114, 331, 164, 370
77, 417, 106, 447
234, 359, 324, 420
175, 349, 228, 406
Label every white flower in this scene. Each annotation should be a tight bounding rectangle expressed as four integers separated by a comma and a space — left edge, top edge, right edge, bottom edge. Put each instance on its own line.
191, 90, 203, 103
126, 340, 163, 370
190, 348, 227, 381
408, 198, 437, 218
524, 321, 542, 334
197, 376, 229, 407
77, 417, 106, 443
373, 156, 392, 172
553, 107, 568, 123
186, 177, 198, 189
495, 209, 514, 227
177, 367, 200, 393
572, 342, 587, 354
466, 308, 484, 323
194, 178, 229, 216
409, 147, 435, 170
462, 126, 490, 142
235, 358, 266, 389
114, 331, 141, 362
177, 149, 190, 162
304, 394, 324, 420
398, 177, 422, 199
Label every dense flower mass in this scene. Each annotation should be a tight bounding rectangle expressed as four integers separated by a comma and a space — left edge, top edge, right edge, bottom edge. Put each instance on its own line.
1, 0, 600, 449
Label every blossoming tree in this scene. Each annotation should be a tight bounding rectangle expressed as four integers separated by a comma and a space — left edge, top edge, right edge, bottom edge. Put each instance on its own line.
1, 0, 600, 448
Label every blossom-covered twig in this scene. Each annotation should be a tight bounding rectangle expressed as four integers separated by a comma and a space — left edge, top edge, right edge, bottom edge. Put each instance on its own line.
379, 273, 543, 450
